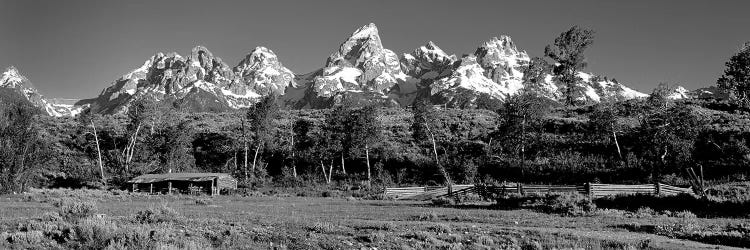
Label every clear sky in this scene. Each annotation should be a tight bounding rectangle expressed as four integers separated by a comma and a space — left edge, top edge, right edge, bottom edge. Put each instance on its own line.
1, 0, 749, 99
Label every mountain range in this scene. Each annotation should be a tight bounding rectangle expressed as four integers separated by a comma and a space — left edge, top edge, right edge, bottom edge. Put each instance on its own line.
3, 23, 712, 117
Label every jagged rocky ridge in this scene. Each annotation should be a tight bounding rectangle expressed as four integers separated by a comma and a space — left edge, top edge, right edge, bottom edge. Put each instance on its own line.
78, 46, 295, 115
286, 23, 648, 109
7, 23, 658, 117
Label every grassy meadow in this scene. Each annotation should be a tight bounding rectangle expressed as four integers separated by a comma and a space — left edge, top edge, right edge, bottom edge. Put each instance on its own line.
1, 189, 749, 249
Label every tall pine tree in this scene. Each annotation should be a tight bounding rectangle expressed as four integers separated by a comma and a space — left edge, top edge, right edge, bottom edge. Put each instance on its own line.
718, 42, 750, 105
545, 26, 595, 107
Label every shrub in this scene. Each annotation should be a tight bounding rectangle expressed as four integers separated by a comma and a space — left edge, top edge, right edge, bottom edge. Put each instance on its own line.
412, 211, 438, 221
675, 210, 697, 219
494, 193, 527, 209
194, 198, 212, 205
134, 205, 181, 224
74, 216, 152, 249
430, 197, 455, 206
634, 207, 658, 218
2, 231, 45, 245
408, 231, 435, 242
358, 232, 386, 243
520, 240, 543, 250
321, 190, 343, 198
52, 198, 98, 221
594, 193, 750, 217
496, 193, 595, 216
441, 234, 462, 243
706, 182, 750, 201
475, 235, 494, 245
654, 218, 701, 238
428, 223, 452, 234
355, 221, 396, 231
540, 193, 596, 216
308, 221, 339, 234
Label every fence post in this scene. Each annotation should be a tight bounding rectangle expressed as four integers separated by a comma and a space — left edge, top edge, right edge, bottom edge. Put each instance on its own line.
585, 183, 591, 197
517, 183, 523, 195
655, 183, 661, 196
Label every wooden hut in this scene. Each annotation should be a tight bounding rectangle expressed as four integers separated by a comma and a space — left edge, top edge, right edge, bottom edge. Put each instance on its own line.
128, 173, 237, 195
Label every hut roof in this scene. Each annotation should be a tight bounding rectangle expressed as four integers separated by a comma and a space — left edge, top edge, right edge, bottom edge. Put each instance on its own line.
128, 173, 234, 184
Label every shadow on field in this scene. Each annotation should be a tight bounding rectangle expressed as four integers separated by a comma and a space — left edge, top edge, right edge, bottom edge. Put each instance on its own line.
367, 201, 497, 210
611, 222, 750, 249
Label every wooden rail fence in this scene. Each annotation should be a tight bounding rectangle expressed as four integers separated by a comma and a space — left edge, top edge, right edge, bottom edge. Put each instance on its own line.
385, 183, 694, 201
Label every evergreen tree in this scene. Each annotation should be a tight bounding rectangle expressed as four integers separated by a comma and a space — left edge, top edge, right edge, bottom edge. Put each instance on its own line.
545, 26, 595, 106
522, 57, 553, 95
475, 93, 503, 112
647, 82, 674, 111
718, 42, 750, 104
148, 121, 195, 173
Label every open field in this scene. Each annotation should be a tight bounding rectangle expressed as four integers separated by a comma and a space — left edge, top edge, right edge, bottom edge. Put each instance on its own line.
1, 189, 748, 249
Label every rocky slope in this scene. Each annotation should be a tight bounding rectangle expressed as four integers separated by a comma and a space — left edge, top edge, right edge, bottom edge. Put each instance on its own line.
284, 23, 411, 108
285, 24, 647, 109
0, 66, 82, 116
664, 85, 730, 100
81, 46, 295, 115
413, 36, 647, 106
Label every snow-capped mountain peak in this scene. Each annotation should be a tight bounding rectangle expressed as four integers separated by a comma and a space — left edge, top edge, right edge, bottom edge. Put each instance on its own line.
234, 46, 295, 96
348, 23, 380, 41
0, 66, 82, 117
298, 23, 404, 103
1, 66, 29, 89
475, 35, 530, 69
326, 23, 386, 68
243, 47, 279, 66
416, 41, 456, 65
5, 23, 650, 114
400, 41, 457, 83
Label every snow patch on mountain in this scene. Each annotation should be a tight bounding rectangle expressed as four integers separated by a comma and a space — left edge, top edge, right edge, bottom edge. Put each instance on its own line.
432, 55, 519, 99
1, 66, 82, 117
668, 86, 690, 100
8, 23, 652, 113
1, 66, 27, 88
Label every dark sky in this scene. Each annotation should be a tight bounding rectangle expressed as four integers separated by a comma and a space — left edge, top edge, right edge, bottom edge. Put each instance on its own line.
1, 0, 749, 99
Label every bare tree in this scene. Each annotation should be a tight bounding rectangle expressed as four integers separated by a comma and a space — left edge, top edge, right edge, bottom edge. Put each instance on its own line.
411, 98, 453, 192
